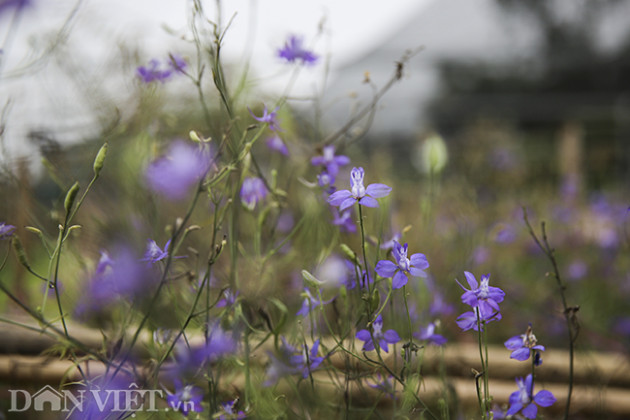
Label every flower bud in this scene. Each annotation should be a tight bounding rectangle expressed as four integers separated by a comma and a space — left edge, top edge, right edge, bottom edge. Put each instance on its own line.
93, 142, 108, 177
64, 182, 80, 214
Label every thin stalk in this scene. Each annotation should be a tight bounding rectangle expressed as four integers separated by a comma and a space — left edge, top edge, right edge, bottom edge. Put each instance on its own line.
523, 208, 574, 420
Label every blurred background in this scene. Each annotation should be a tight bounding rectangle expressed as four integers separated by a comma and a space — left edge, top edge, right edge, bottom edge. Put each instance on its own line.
0, 0, 629, 364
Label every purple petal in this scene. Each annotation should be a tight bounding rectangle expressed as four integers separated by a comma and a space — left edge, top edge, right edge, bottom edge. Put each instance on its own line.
534, 390, 556, 407
328, 190, 352, 206
510, 347, 530, 361
311, 156, 325, 166
383, 329, 401, 344
521, 403, 538, 419
409, 266, 427, 278
464, 271, 478, 289
334, 155, 350, 166
358, 196, 379, 208
365, 183, 392, 198
409, 253, 429, 269
340, 197, 358, 211
391, 270, 408, 289
356, 329, 371, 342
504, 335, 523, 350
375, 260, 397, 278
507, 402, 523, 416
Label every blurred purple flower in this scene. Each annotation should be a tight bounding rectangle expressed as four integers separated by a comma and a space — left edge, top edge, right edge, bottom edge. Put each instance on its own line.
141, 239, 170, 263
139, 54, 185, 83
356, 315, 401, 353
472, 246, 489, 266
368, 373, 396, 399
429, 291, 455, 317
507, 374, 556, 419
216, 288, 239, 308
146, 141, 211, 200
494, 224, 516, 244
0, 222, 15, 239
375, 241, 429, 289
567, 259, 587, 281
0, 0, 33, 16
296, 288, 334, 316
331, 208, 356, 233
77, 247, 153, 316
311, 145, 349, 178
317, 169, 336, 193
264, 338, 325, 386
504, 325, 545, 363
249, 104, 281, 131
414, 322, 447, 346
380, 231, 401, 251
219, 399, 246, 420
277, 35, 318, 65
166, 380, 204, 416
240, 177, 268, 210
266, 135, 289, 155
328, 167, 391, 211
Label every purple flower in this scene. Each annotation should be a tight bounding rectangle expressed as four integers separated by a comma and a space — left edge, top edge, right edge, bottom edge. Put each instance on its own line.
375, 241, 429, 289
266, 135, 289, 155
240, 177, 268, 210
77, 247, 153, 316
146, 141, 211, 200
456, 307, 502, 332
311, 145, 350, 178
504, 325, 545, 363
507, 374, 556, 419
368, 373, 396, 399
328, 167, 391, 211
168, 54, 187, 73
167, 380, 204, 416
356, 315, 401, 353
331, 208, 356, 233
0, 222, 15, 239
219, 399, 246, 419
141, 239, 170, 263
137, 54, 186, 83
429, 291, 455, 317
456, 271, 505, 316
380, 231, 402, 250
216, 288, 239, 308
249, 104, 281, 131
296, 288, 334, 316
414, 322, 447, 346
277, 35, 318, 65
264, 338, 325, 385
